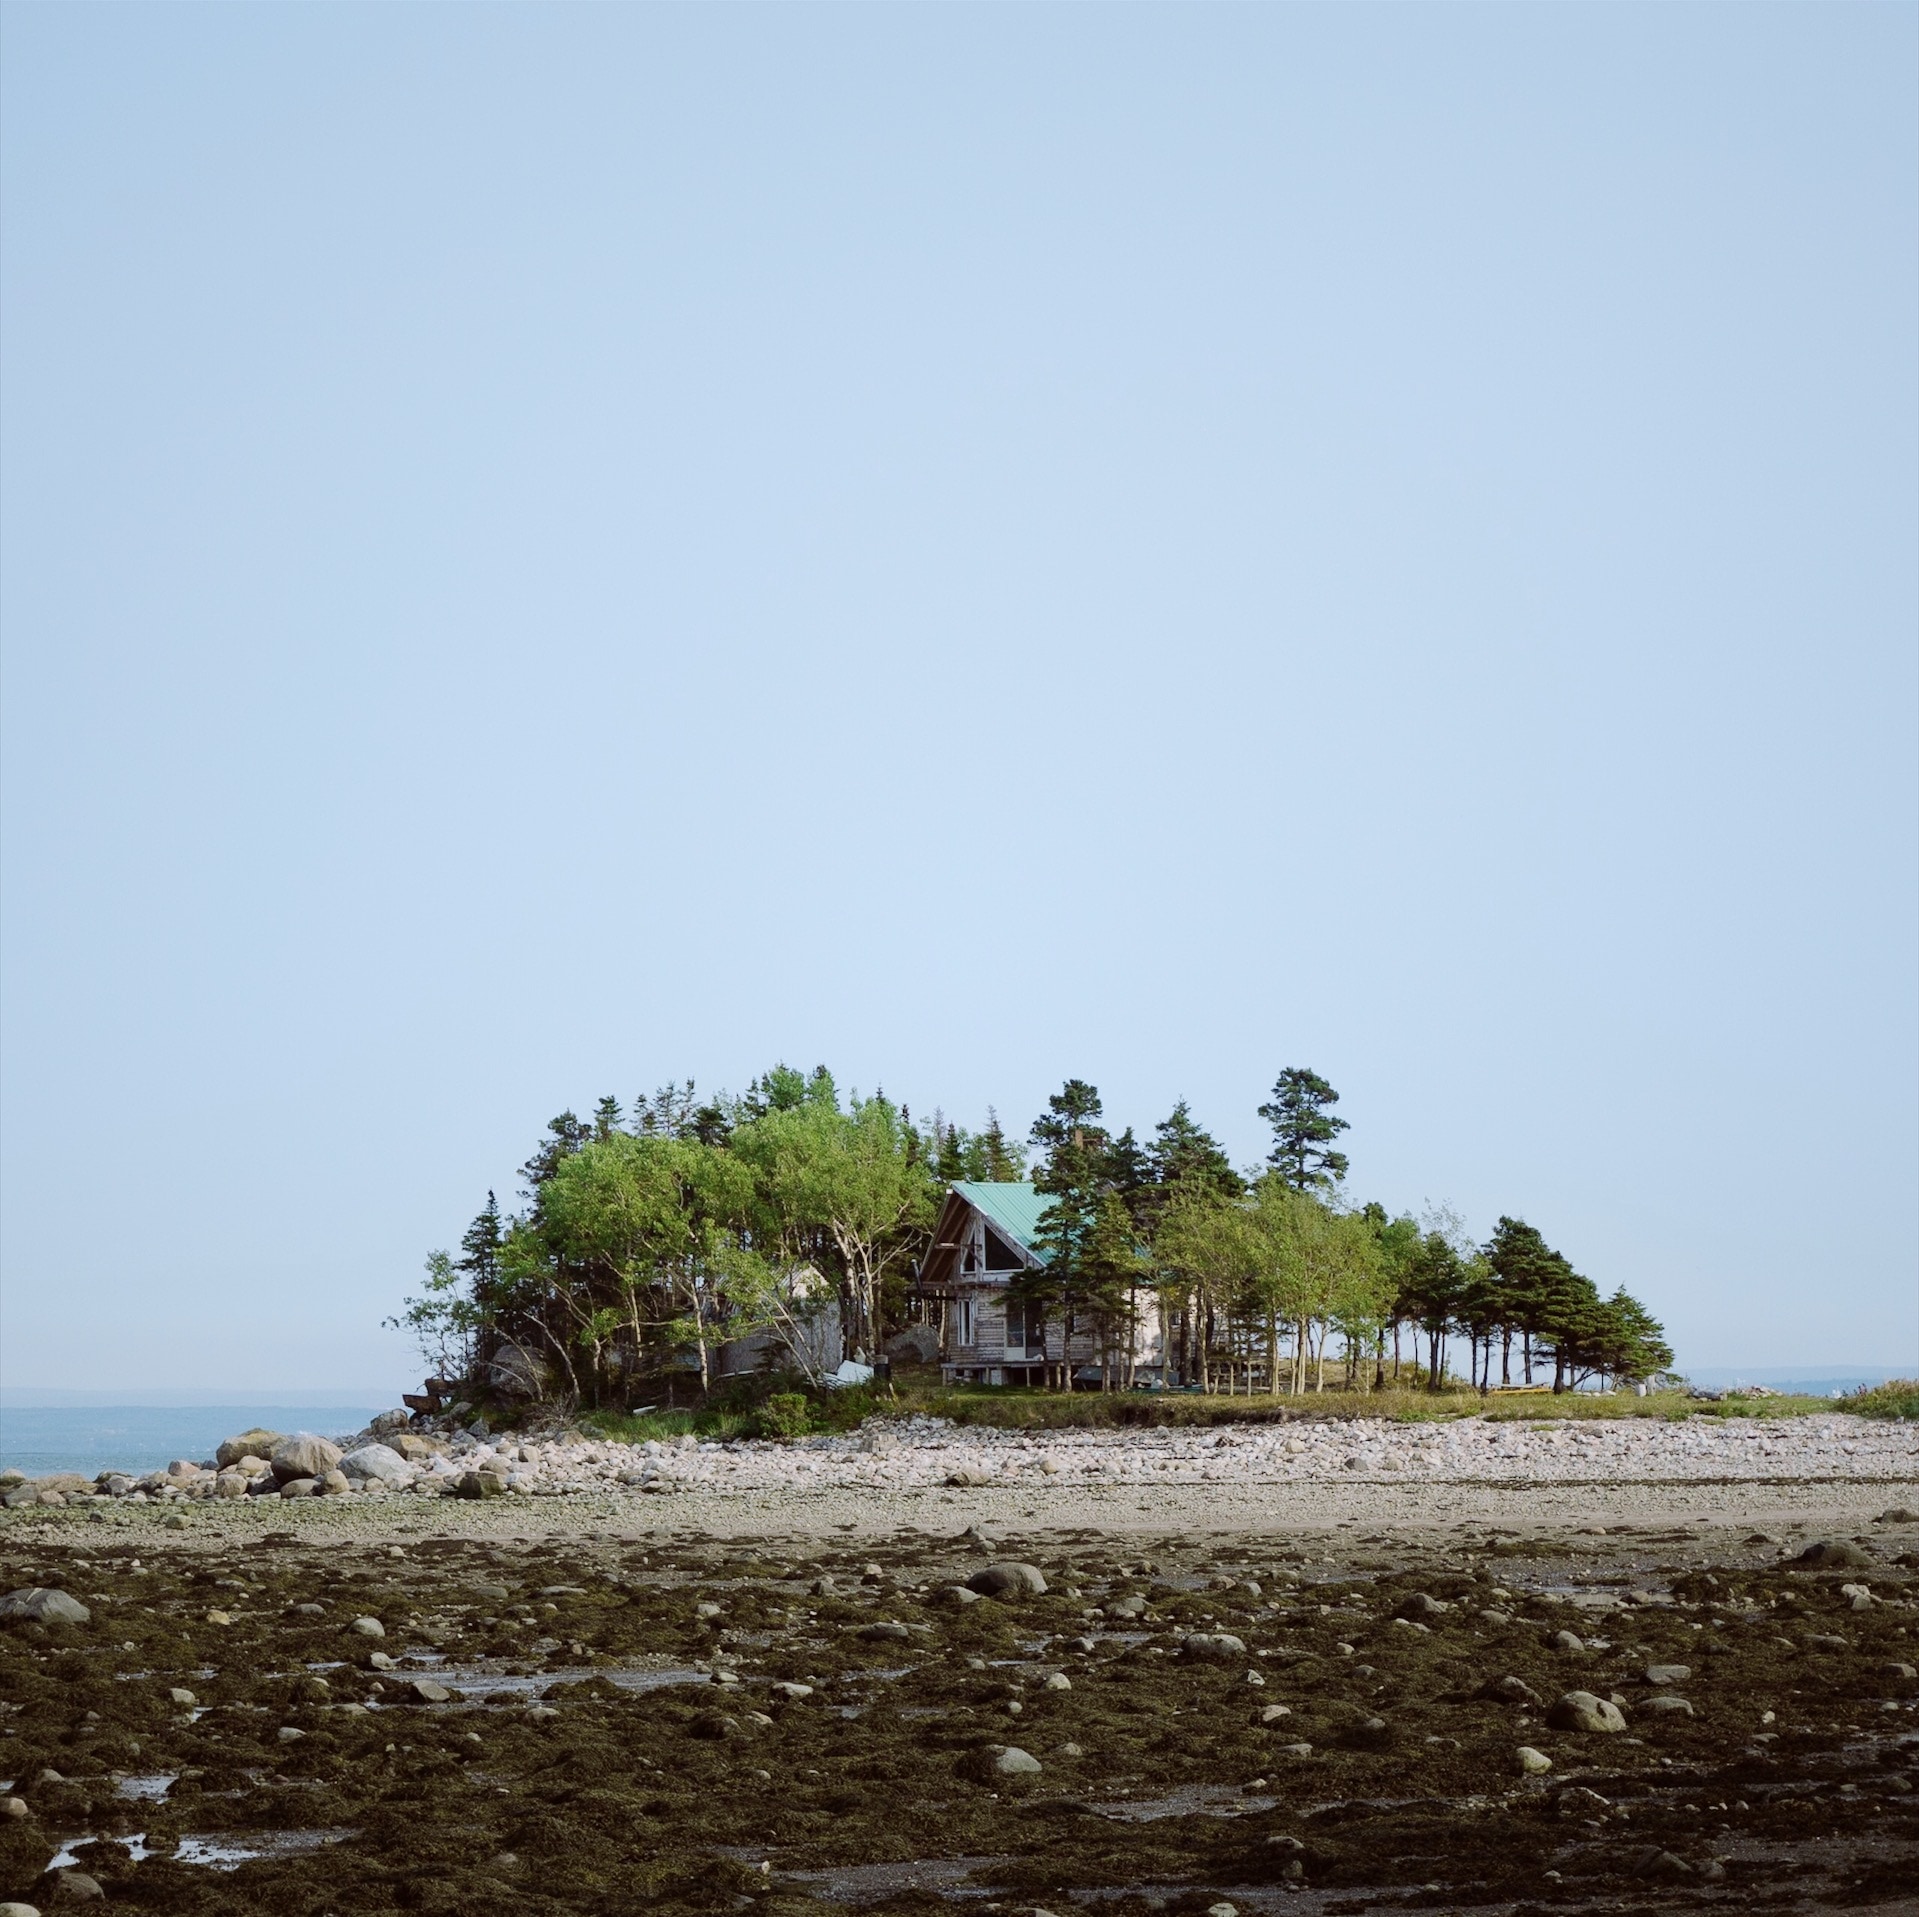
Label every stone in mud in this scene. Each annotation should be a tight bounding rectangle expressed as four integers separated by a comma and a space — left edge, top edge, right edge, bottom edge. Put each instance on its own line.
1793, 1538, 1874, 1570
1640, 1696, 1694, 1716
1803, 1633, 1850, 1652
1879, 1661, 1917, 1681
367, 1652, 397, 1670
1182, 1632, 1247, 1660
270, 1431, 344, 1482
408, 1679, 454, 1703
1642, 1664, 1691, 1686
771, 1682, 813, 1700
1516, 1746, 1553, 1774
1876, 1507, 1919, 1525
1258, 1703, 1293, 1723
1395, 1592, 1451, 1619
1274, 1742, 1313, 1757
967, 1562, 1047, 1599
936, 1585, 981, 1607
1550, 1629, 1587, 1654
1105, 1593, 1147, 1618
989, 1744, 1041, 1775
349, 1616, 386, 1638
278, 1477, 321, 1498
1, 1796, 28, 1818
0, 1588, 89, 1626
51, 1873, 103, 1901
168, 1687, 197, 1707
1044, 1672, 1071, 1691
859, 1621, 912, 1640
1634, 1849, 1694, 1880
216, 1428, 283, 1467
1481, 1675, 1543, 1705
689, 1713, 743, 1739
1547, 1690, 1627, 1733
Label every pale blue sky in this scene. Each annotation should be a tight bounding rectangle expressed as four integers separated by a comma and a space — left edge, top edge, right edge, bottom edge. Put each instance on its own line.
2, 3, 1913, 1393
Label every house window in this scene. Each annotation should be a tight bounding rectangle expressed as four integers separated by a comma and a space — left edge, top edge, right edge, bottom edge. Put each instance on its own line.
952, 1298, 975, 1347
982, 1224, 1023, 1271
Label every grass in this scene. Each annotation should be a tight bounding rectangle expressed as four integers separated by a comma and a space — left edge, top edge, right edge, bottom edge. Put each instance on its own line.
1841, 1377, 1919, 1420
568, 1370, 1865, 1441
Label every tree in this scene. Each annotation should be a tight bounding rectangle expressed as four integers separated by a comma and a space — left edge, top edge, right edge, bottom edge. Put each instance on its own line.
731, 1091, 937, 1361
518, 1111, 592, 1194
1154, 1185, 1263, 1391
1258, 1068, 1350, 1190
387, 1250, 485, 1379
979, 1108, 1025, 1181
1023, 1080, 1120, 1390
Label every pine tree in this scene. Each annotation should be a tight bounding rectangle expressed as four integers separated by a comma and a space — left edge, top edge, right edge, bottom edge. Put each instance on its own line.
1258, 1069, 1350, 1189
593, 1095, 624, 1140
980, 1109, 1024, 1181
518, 1112, 591, 1194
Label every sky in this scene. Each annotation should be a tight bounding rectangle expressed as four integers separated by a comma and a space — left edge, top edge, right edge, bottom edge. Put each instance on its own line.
2, 3, 1914, 1394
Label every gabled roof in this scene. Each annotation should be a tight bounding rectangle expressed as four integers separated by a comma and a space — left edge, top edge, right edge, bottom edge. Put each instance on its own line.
952, 1181, 1052, 1253
915, 1181, 1054, 1292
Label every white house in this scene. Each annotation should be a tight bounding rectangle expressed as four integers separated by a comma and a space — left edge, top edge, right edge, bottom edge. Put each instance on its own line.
913, 1181, 1166, 1386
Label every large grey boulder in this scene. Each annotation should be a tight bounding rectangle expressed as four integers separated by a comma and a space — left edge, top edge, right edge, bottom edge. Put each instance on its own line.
0, 1588, 90, 1626
270, 1432, 344, 1483
1182, 1632, 1248, 1660
369, 1409, 411, 1435
339, 1444, 415, 1488
1546, 1690, 1628, 1733
1793, 1538, 1874, 1570
965, 1562, 1047, 1599
216, 1428, 283, 1468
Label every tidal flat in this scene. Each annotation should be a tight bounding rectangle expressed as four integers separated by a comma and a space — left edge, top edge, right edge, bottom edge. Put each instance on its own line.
3, 1486, 1917, 1914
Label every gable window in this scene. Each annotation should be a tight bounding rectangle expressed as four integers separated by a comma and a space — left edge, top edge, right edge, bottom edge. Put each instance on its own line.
982, 1224, 1024, 1271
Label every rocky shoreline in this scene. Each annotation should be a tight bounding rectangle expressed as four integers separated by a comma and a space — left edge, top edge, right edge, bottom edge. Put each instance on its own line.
3, 1407, 1914, 1515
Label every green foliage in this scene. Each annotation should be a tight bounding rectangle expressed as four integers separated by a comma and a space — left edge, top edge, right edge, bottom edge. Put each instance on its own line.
755, 1391, 813, 1441
1843, 1378, 1919, 1419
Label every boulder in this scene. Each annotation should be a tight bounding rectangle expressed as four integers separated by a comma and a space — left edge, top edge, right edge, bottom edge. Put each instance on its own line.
1793, 1538, 1874, 1570
216, 1428, 283, 1468
452, 1469, 507, 1500
270, 1432, 344, 1483
319, 1470, 353, 1496
1481, 1675, 1543, 1705
340, 1444, 415, 1488
988, 1744, 1042, 1775
369, 1409, 411, 1435
0, 1588, 90, 1626
391, 1433, 442, 1463
1643, 1664, 1691, 1686
1182, 1632, 1248, 1660
966, 1562, 1047, 1599
1516, 1746, 1553, 1774
1395, 1592, 1451, 1620
278, 1477, 321, 1498
1641, 1695, 1694, 1716
1546, 1690, 1628, 1733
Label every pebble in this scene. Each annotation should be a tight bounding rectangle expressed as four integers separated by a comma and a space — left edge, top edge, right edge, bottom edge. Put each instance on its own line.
1516, 1746, 1553, 1774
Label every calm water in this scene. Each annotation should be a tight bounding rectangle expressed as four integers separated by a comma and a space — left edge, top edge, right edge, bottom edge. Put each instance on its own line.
0, 1405, 390, 1478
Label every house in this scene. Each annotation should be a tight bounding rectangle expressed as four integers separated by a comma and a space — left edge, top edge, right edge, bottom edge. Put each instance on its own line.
913, 1181, 1166, 1386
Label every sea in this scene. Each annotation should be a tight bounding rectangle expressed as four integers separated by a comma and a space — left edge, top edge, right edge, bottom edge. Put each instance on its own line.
0, 1400, 399, 1479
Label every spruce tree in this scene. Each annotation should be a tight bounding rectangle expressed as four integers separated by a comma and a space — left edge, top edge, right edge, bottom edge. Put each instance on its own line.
1258, 1069, 1350, 1189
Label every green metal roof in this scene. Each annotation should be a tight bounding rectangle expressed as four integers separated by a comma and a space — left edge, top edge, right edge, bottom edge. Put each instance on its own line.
952, 1181, 1052, 1261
